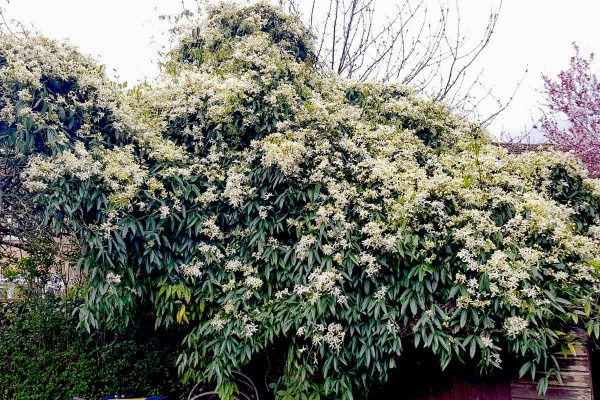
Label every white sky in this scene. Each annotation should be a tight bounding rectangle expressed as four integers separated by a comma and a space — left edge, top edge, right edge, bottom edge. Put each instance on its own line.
3, 0, 600, 140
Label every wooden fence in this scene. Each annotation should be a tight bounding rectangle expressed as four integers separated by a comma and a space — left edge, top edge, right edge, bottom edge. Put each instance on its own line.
374, 330, 593, 400
403, 342, 592, 399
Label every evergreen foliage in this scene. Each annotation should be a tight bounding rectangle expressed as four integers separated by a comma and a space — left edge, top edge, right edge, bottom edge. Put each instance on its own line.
0, 296, 188, 400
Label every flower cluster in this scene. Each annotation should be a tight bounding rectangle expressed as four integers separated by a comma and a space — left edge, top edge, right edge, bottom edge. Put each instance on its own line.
105, 272, 122, 285
503, 316, 529, 337
311, 323, 346, 350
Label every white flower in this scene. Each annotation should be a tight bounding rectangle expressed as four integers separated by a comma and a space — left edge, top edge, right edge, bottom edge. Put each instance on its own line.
359, 252, 380, 276
293, 285, 310, 295
225, 260, 243, 272
480, 335, 494, 348
195, 186, 219, 204
222, 279, 236, 292
258, 205, 270, 219
106, 272, 121, 284
244, 276, 263, 289
261, 133, 307, 176
312, 323, 346, 350
223, 170, 251, 208
295, 235, 316, 260
210, 315, 227, 331
275, 288, 289, 299
373, 286, 388, 301
307, 268, 342, 294
180, 261, 203, 278
200, 216, 224, 240
223, 302, 235, 313
322, 244, 335, 255
159, 205, 170, 219
198, 243, 224, 260
503, 316, 529, 336
244, 322, 258, 338
386, 319, 399, 334
492, 352, 502, 366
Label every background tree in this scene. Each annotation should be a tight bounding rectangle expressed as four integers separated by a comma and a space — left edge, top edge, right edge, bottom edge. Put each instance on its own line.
538, 43, 600, 177
273, 0, 514, 123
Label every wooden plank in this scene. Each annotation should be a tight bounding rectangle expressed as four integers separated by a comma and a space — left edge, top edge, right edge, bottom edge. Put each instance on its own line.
467, 381, 482, 400
454, 376, 468, 400
526, 387, 590, 400
510, 329, 593, 399
438, 375, 455, 400
495, 379, 511, 400
562, 343, 588, 354
511, 382, 591, 399
559, 355, 592, 364
554, 344, 589, 357
550, 363, 591, 373
558, 358, 594, 368
481, 379, 497, 400
514, 371, 591, 388
439, 387, 454, 400
547, 372, 591, 388
510, 382, 543, 399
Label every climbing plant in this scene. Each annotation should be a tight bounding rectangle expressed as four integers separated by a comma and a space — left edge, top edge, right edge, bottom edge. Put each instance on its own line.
2, 2, 600, 398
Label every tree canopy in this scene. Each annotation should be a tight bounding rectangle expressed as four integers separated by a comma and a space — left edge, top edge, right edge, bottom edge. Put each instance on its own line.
2, 2, 600, 399
540, 43, 600, 177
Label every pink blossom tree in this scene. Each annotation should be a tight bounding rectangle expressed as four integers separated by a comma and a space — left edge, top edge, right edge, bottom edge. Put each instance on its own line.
539, 43, 600, 176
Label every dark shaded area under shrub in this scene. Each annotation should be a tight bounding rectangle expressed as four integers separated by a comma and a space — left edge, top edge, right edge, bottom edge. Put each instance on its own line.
0, 295, 191, 400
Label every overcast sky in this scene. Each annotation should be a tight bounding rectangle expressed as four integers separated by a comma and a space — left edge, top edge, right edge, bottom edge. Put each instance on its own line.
3, 0, 600, 140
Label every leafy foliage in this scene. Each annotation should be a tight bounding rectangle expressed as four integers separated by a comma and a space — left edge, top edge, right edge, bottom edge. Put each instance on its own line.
0, 295, 190, 400
2, 2, 600, 399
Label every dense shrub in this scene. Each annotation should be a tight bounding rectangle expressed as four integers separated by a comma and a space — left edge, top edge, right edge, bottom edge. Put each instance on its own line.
0, 295, 189, 400
1, 1, 600, 399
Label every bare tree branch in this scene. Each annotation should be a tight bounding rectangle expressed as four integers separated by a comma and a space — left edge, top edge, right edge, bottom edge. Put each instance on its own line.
278, 0, 515, 124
